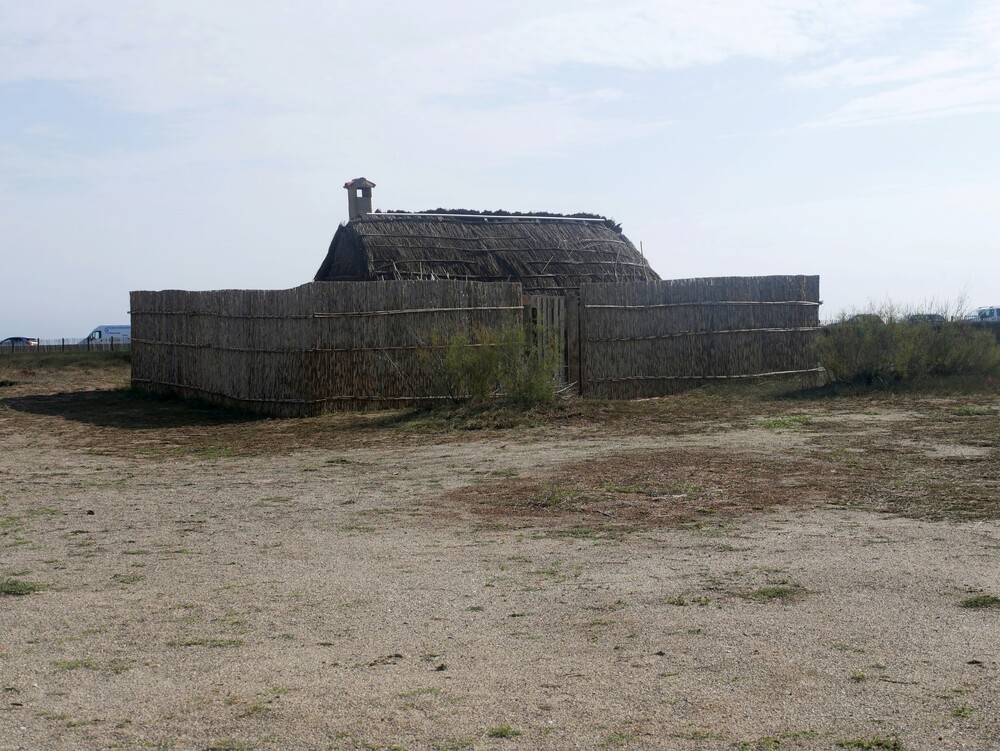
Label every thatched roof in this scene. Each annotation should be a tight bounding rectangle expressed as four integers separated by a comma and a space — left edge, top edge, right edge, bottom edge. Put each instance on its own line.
313, 210, 659, 294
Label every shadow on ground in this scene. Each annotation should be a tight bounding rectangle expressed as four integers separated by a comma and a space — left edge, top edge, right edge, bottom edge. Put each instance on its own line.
2, 389, 264, 429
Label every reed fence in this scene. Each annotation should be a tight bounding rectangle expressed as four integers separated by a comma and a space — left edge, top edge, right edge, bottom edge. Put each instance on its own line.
578, 276, 821, 398
130, 281, 522, 416
130, 275, 821, 414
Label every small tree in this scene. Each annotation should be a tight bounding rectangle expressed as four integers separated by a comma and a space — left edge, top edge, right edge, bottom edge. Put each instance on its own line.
421, 323, 560, 406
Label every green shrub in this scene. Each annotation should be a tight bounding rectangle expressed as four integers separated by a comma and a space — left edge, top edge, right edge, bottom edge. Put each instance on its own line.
960, 594, 1000, 609
819, 312, 1000, 385
0, 577, 45, 596
421, 324, 560, 407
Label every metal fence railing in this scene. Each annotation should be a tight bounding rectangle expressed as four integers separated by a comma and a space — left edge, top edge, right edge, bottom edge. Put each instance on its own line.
0, 338, 131, 355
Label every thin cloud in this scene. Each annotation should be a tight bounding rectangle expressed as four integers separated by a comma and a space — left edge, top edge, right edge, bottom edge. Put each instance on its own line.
381, 0, 922, 100
788, 52, 975, 89
1, 1, 921, 112
795, 1, 1000, 127
807, 73, 1000, 127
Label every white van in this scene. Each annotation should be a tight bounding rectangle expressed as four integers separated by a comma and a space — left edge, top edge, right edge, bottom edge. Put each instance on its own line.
83, 325, 132, 344
976, 306, 1000, 322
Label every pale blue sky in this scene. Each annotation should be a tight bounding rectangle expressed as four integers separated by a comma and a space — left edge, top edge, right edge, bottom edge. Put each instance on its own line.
2, 1, 998, 337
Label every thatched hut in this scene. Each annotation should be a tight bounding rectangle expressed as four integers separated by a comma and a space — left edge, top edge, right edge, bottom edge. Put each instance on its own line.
314, 178, 660, 295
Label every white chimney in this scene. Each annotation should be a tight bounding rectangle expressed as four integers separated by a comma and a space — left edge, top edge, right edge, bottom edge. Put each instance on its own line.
344, 177, 375, 218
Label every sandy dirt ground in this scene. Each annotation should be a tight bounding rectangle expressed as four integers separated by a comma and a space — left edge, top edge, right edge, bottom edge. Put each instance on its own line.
1, 363, 998, 751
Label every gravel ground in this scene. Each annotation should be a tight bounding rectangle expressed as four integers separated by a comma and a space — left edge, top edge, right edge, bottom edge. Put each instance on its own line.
1, 368, 998, 750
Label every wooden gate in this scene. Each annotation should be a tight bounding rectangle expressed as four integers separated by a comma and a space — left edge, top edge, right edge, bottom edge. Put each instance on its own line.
524, 294, 579, 389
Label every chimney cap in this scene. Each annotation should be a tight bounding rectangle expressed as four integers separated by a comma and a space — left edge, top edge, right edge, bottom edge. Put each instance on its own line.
344, 177, 376, 190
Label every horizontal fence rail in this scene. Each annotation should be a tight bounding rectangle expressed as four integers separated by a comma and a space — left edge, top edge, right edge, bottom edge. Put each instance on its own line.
129, 275, 822, 414
579, 276, 822, 399
131, 281, 524, 416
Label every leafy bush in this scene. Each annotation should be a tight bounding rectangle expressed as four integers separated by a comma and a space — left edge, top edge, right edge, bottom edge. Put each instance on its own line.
421, 324, 560, 407
819, 307, 1000, 385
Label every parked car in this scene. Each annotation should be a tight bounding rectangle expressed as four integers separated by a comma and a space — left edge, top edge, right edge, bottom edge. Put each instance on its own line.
906, 313, 946, 324
0, 337, 39, 347
81, 325, 131, 344
975, 306, 999, 322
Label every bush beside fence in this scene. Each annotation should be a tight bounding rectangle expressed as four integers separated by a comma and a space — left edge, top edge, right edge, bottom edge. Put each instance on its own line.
818, 317, 1000, 384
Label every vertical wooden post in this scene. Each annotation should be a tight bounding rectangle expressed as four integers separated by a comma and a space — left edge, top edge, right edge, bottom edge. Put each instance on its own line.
565, 291, 581, 394
577, 288, 588, 396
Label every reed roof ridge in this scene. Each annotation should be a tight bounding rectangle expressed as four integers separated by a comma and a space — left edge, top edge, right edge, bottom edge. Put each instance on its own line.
360, 209, 622, 233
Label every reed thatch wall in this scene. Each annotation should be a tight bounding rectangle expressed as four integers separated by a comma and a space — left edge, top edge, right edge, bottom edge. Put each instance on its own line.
131, 281, 523, 416
131, 275, 821, 414
579, 276, 821, 398
314, 213, 659, 294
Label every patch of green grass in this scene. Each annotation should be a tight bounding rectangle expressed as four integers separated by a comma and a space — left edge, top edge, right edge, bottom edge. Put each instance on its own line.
188, 445, 238, 460
833, 642, 865, 654
204, 740, 252, 751
602, 732, 637, 747
673, 729, 721, 741
111, 572, 144, 585
432, 740, 474, 751
526, 481, 579, 508
835, 737, 902, 751
602, 481, 648, 494
544, 525, 605, 539
485, 725, 521, 739
340, 524, 377, 534
737, 740, 781, 751
53, 658, 100, 671
237, 702, 267, 718
52, 657, 132, 674
850, 671, 868, 683
960, 594, 1000, 608
952, 705, 973, 718
167, 637, 244, 648
952, 405, 997, 416
742, 583, 805, 601
758, 415, 813, 429
666, 595, 710, 607
1, 577, 44, 596
105, 658, 134, 674
0, 515, 22, 533
255, 495, 292, 506
27, 507, 59, 518
396, 687, 442, 699
737, 732, 822, 750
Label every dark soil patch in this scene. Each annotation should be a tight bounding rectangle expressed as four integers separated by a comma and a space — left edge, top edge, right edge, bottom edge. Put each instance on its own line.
446, 448, 830, 530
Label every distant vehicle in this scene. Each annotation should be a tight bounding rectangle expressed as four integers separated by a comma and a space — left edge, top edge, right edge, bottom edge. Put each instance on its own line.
906, 313, 946, 324
975, 306, 1000, 322
0, 337, 38, 347
82, 325, 131, 344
